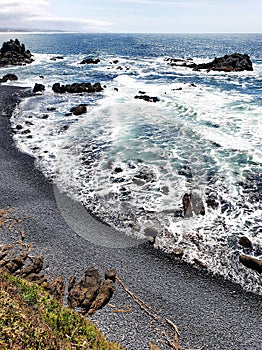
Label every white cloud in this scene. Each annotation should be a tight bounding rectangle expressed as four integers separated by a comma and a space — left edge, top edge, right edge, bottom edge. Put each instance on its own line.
0, 0, 110, 31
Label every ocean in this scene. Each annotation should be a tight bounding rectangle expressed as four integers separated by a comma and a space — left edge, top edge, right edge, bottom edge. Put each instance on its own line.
0, 33, 261, 294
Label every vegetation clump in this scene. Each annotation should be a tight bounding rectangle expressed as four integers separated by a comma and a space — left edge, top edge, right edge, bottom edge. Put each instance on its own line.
0, 273, 124, 350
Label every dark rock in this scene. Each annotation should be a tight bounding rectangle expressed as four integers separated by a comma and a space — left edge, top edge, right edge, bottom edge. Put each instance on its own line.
114, 167, 123, 173
47, 107, 56, 111
182, 193, 193, 217
42, 114, 49, 119
105, 269, 117, 282
112, 60, 119, 64
206, 192, 219, 209
239, 236, 253, 249
0, 39, 34, 66
79, 58, 100, 64
0, 73, 18, 82
88, 279, 114, 315
33, 83, 45, 93
239, 255, 262, 273
16, 124, 23, 130
70, 104, 87, 116
67, 266, 101, 311
134, 95, 160, 103
52, 82, 103, 94
50, 56, 64, 61
114, 87, 119, 91
192, 53, 253, 72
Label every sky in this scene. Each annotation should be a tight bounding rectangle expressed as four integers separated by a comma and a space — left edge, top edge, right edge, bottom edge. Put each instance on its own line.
0, 0, 261, 33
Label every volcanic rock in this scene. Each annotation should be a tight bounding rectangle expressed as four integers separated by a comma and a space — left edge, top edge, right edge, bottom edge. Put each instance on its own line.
79, 58, 100, 64
33, 83, 45, 93
52, 82, 103, 94
0, 73, 18, 82
70, 104, 87, 116
0, 39, 34, 66
239, 255, 262, 273
190, 53, 253, 72
134, 95, 160, 103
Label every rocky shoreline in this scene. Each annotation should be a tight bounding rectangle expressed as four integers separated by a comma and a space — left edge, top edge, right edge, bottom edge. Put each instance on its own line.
0, 38, 262, 349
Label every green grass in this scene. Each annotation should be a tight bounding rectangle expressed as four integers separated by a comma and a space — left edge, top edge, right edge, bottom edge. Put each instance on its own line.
0, 273, 124, 350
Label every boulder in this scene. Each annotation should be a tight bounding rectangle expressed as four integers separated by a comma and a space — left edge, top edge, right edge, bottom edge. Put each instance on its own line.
52, 82, 103, 94
190, 53, 253, 72
0, 73, 18, 82
239, 236, 253, 249
70, 104, 87, 116
0, 39, 34, 66
239, 255, 262, 273
33, 83, 45, 93
79, 58, 100, 64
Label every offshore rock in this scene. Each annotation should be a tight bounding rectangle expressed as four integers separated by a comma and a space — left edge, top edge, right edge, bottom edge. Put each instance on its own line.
0, 39, 34, 66
190, 53, 253, 72
33, 83, 45, 93
79, 58, 100, 64
70, 104, 87, 116
239, 255, 262, 273
134, 95, 160, 103
52, 82, 103, 94
0, 73, 18, 83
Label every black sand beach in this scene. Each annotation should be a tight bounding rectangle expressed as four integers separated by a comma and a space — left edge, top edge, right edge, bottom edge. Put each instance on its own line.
0, 85, 261, 350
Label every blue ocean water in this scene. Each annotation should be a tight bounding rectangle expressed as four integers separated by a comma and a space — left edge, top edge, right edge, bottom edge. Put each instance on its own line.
1, 33, 261, 294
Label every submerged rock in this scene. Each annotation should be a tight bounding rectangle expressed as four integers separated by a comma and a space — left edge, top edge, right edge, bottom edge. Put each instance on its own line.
166, 53, 253, 72
0, 39, 34, 66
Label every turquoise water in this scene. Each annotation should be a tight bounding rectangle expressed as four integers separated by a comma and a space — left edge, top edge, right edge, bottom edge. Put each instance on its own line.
0, 33, 261, 294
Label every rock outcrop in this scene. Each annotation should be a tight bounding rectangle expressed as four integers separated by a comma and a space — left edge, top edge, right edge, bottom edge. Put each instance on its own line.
70, 104, 87, 116
166, 53, 253, 72
79, 58, 100, 64
190, 53, 253, 72
33, 83, 45, 93
134, 95, 160, 103
0, 39, 34, 66
0, 243, 115, 312
52, 82, 103, 94
0, 73, 18, 83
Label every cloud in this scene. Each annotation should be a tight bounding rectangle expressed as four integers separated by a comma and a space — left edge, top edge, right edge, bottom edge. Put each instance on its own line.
0, 0, 110, 31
